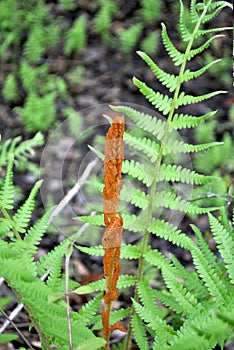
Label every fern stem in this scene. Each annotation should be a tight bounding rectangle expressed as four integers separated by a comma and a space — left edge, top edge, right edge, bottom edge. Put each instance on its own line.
124, 2, 213, 349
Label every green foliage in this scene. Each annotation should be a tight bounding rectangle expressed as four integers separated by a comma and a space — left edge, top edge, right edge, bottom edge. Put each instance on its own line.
0, 148, 105, 349
65, 15, 87, 55
119, 24, 143, 54
58, 0, 76, 11
0, 1, 232, 349
14, 93, 56, 132
2, 73, 19, 102
0, 132, 44, 170
94, 0, 118, 43
77, 1, 233, 349
140, 30, 159, 55
138, 0, 162, 24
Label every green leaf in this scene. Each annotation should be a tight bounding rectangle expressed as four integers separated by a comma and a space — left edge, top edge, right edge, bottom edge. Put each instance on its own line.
0, 334, 18, 344
75, 337, 106, 350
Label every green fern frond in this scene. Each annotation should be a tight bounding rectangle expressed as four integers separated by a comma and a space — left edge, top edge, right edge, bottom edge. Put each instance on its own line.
157, 164, 214, 185
124, 133, 159, 163
0, 132, 44, 169
12, 180, 42, 234
78, 293, 103, 325
175, 90, 226, 108
189, 0, 199, 23
149, 218, 191, 249
137, 51, 178, 92
132, 299, 175, 340
182, 59, 221, 82
94, 0, 118, 43
165, 139, 222, 154
133, 77, 172, 115
119, 23, 143, 54
161, 23, 184, 66
201, 4, 228, 24
122, 159, 153, 186
144, 250, 198, 315
195, 26, 232, 38
190, 244, 227, 302
23, 211, 51, 255
208, 213, 234, 284
65, 15, 87, 55
37, 238, 70, 276
131, 313, 149, 350
0, 155, 14, 210
171, 111, 216, 129
187, 35, 225, 60
179, 0, 192, 42
111, 105, 171, 140
154, 289, 185, 314
137, 278, 167, 319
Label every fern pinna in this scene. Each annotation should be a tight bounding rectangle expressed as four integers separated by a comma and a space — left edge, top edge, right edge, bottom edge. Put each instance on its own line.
77, 0, 233, 349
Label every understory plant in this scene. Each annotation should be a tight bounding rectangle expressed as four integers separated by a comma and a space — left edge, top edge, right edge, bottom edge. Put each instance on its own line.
0, 1, 233, 350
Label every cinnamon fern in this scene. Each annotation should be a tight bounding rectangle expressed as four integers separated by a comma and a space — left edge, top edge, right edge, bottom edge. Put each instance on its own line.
0, 1, 233, 350
77, 0, 233, 349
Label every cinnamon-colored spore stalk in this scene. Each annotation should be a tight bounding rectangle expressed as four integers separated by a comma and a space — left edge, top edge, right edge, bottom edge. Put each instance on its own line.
101, 117, 126, 348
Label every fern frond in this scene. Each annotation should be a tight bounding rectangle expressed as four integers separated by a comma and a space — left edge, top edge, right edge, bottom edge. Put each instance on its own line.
201, 4, 228, 24
137, 278, 167, 319
137, 51, 178, 92
171, 111, 216, 129
23, 211, 51, 255
131, 313, 149, 350
78, 293, 103, 325
0, 132, 44, 168
154, 289, 185, 314
12, 180, 42, 234
196, 26, 232, 39
187, 35, 225, 60
165, 139, 222, 154
182, 59, 221, 82
161, 23, 184, 66
190, 0, 199, 23
191, 225, 224, 277
0, 155, 14, 210
144, 250, 198, 315
37, 238, 70, 276
208, 213, 234, 284
175, 90, 226, 108
190, 244, 227, 302
149, 218, 191, 249
111, 105, 171, 140
179, 0, 192, 42
157, 164, 214, 185
124, 133, 160, 162
122, 159, 153, 186
133, 77, 172, 115
132, 299, 175, 341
